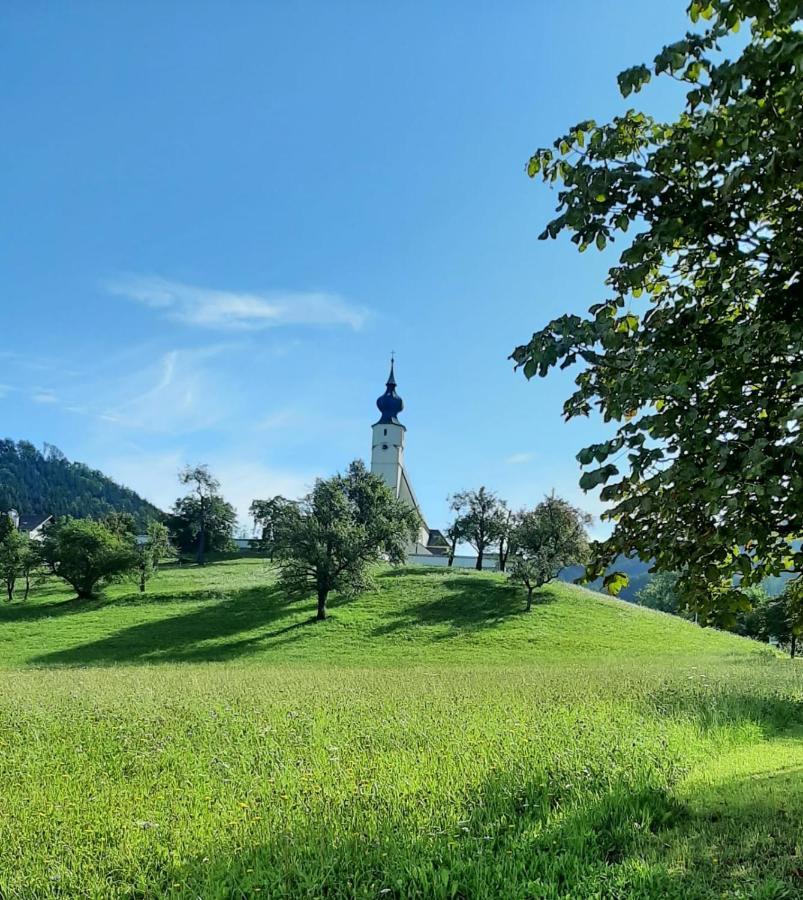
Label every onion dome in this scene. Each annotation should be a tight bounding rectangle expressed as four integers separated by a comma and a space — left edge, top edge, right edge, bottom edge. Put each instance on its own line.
375, 358, 404, 425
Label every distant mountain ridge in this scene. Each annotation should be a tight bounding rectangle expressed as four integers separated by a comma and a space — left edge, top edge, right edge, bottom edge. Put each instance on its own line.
0, 439, 163, 527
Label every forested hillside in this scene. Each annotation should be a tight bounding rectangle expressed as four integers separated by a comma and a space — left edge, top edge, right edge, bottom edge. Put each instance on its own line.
0, 440, 163, 526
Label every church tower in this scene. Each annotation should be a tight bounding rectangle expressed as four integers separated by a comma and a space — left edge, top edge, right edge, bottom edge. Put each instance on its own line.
371, 358, 406, 496
370, 359, 431, 554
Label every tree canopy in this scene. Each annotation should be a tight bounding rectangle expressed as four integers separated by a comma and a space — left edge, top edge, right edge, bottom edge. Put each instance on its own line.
170, 466, 235, 564
40, 518, 137, 600
512, 0, 803, 617
0, 439, 162, 527
508, 494, 591, 610
448, 487, 508, 571
0, 515, 39, 602
133, 521, 172, 593
270, 460, 419, 621
249, 496, 295, 559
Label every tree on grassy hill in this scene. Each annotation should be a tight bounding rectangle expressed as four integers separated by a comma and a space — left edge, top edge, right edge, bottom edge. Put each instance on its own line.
270, 460, 418, 621
249, 496, 295, 559
0, 517, 38, 602
103, 511, 137, 538
496, 506, 516, 573
40, 518, 137, 600
171, 466, 235, 565
449, 487, 508, 571
444, 519, 464, 568
133, 521, 172, 593
764, 578, 803, 658
635, 572, 696, 620
0, 514, 18, 601
16, 538, 42, 602
732, 586, 773, 640
509, 494, 591, 611
512, 0, 803, 620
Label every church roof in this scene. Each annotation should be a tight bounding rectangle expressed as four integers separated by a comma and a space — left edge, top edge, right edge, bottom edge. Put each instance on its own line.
375, 358, 404, 426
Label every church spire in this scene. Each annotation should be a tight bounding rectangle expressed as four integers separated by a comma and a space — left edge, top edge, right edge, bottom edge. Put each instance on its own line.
375, 355, 404, 425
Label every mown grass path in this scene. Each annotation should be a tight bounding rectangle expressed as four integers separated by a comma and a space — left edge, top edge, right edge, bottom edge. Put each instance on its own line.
0, 558, 800, 898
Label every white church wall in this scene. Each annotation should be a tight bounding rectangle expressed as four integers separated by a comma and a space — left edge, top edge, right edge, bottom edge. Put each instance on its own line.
407, 553, 499, 571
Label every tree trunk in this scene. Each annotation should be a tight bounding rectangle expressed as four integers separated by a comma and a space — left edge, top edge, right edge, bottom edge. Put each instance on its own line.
5, 578, 14, 602
316, 588, 328, 621
197, 497, 207, 565
499, 540, 507, 573
526, 586, 533, 611
139, 571, 146, 593
792, 635, 797, 659
447, 538, 457, 567
23, 574, 30, 602
476, 547, 484, 571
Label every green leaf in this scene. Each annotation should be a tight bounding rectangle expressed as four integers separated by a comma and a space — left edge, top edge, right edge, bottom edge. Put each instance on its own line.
576, 447, 595, 465
579, 464, 619, 491
602, 572, 629, 596
514, 4, 803, 625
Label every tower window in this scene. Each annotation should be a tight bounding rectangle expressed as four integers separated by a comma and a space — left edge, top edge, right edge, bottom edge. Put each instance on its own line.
382, 444, 388, 450
384, 428, 387, 436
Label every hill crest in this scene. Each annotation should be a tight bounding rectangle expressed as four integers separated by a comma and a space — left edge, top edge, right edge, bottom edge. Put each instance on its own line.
0, 558, 769, 669
0, 439, 162, 528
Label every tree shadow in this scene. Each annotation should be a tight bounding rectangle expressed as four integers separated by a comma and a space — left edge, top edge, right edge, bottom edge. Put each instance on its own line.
371, 571, 539, 638
381, 565, 476, 578
27, 584, 313, 667
0, 560, 259, 624
153, 741, 803, 899
0, 594, 114, 623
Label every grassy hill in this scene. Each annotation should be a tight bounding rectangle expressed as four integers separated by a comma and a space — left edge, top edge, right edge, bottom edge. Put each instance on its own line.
0, 559, 801, 898
0, 558, 771, 668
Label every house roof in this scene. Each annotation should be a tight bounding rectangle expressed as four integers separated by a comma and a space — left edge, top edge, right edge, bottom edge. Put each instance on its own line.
18, 514, 52, 533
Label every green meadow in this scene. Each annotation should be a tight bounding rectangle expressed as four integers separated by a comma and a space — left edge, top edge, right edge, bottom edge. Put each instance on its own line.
1, 558, 801, 898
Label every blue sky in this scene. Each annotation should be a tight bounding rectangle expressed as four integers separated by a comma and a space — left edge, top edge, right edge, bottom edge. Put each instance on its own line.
1, 1, 692, 535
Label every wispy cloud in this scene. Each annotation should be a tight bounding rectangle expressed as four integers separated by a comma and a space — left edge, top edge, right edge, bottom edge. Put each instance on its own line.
256, 409, 302, 431
106, 275, 369, 332
31, 390, 58, 404
99, 346, 237, 433
505, 452, 534, 465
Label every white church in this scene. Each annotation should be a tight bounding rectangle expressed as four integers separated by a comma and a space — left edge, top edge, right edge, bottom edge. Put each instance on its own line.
370, 360, 450, 559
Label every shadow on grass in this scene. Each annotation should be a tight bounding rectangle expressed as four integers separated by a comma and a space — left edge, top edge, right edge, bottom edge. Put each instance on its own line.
157, 752, 803, 899
0, 594, 114, 623
27, 584, 313, 667
371, 570, 546, 638
0, 559, 267, 625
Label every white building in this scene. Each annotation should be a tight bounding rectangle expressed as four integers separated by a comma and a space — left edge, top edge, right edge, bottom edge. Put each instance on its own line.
369, 360, 499, 570
5, 509, 53, 540
370, 360, 447, 557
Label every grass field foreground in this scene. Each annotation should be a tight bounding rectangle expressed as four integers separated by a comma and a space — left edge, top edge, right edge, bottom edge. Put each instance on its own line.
0, 559, 801, 898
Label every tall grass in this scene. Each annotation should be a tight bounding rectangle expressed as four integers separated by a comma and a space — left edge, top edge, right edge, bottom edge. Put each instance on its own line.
0, 560, 801, 897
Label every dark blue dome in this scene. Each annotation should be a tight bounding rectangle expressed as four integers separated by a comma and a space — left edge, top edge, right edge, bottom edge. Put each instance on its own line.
376, 360, 404, 425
